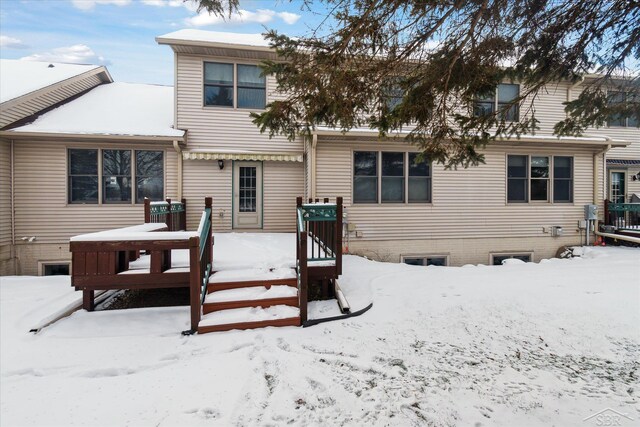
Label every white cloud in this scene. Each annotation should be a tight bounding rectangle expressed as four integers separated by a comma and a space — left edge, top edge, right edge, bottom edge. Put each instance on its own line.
20, 44, 110, 65
0, 35, 28, 49
142, 0, 198, 12
277, 11, 300, 25
186, 8, 301, 27
71, 0, 131, 11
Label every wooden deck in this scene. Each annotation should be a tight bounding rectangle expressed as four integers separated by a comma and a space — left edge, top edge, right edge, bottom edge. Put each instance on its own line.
69, 196, 344, 334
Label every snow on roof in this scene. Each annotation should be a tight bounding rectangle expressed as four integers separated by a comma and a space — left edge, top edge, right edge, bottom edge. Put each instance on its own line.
0, 59, 101, 104
11, 82, 184, 138
157, 29, 270, 48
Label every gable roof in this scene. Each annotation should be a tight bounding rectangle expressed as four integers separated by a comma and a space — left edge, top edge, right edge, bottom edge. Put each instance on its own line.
5, 82, 184, 140
0, 59, 108, 104
156, 29, 269, 49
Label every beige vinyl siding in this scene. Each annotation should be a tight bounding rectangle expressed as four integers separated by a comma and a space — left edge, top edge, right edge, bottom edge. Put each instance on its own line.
182, 159, 302, 232
13, 139, 178, 243
316, 139, 601, 242
175, 54, 303, 153
262, 161, 303, 231
0, 139, 11, 247
182, 159, 232, 231
0, 73, 106, 129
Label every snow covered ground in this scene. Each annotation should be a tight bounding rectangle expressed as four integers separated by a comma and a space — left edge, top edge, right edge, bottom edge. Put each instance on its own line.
1, 241, 639, 426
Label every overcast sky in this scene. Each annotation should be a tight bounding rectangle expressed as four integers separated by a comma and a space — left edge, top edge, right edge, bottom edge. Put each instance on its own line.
0, 0, 326, 85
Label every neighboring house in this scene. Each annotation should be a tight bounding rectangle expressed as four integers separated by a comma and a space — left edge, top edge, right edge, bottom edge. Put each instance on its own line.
156, 29, 639, 266
0, 59, 184, 275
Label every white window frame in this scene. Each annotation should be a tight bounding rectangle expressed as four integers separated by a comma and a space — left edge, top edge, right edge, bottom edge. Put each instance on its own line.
401, 254, 449, 266
607, 90, 638, 128
489, 252, 534, 265
202, 60, 267, 111
506, 154, 574, 205
38, 261, 71, 276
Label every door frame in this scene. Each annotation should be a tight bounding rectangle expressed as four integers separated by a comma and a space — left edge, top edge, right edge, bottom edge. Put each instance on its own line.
232, 160, 263, 229
608, 169, 627, 203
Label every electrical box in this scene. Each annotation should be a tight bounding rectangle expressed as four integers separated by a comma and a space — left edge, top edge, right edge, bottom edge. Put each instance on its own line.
584, 204, 598, 220
551, 226, 563, 237
578, 220, 587, 229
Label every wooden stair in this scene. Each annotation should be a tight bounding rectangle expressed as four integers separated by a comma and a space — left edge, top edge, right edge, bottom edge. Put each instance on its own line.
198, 268, 301, 334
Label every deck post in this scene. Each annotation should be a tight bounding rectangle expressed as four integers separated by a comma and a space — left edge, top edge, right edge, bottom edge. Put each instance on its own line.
189, 236, 201, 332
336, 197, 343, 275
166, 198, 173, 231
181, 198, 187, 231
144, 198, 150, 223
205, 197, 213, 265
296, 197, 302, 261
82, 289, 94, 311
604, 199, 610, 226
299, 231, 308, 324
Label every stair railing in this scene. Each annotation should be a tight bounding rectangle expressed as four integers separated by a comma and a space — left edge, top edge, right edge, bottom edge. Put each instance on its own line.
189, 197, 213, 332
144, 198, 187, 231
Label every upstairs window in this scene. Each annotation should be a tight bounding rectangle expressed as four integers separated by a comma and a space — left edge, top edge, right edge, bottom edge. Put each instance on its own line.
204, 62, 234, 107
530, 156, 550, 201
204, 62, 266, 109
237, 64, 266, 109
608, 91, 639, 128
474, 83, 520, 121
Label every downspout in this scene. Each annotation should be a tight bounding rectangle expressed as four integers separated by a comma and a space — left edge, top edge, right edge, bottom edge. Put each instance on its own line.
311, 133, 318, 199
10, 139, 16, 274
592, 141, 611, 244
173, 140, 183, 200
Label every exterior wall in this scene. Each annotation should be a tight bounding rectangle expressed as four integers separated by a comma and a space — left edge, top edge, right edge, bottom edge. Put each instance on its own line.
11, 139, 179, 275
315, 139, 604, 265
182, 159, 303, 232
0, 139, 13, 275
175, 53, 303, 153
348, 235, 582, 266
0, 72, 107, 129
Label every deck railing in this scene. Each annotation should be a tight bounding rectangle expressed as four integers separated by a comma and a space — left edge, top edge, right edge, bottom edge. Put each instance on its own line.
295, 197, 343, 323
70, 197, 212, 333
604, 200, 640, 230
144, 198, 187, 231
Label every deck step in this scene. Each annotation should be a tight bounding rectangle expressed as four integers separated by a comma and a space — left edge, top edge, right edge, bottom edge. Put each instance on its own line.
203, 285, 298, 313
207, 277, 297, 292
198, 305, 300, 334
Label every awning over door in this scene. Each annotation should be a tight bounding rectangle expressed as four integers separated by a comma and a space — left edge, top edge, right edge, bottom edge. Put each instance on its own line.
183, 151, 303, 162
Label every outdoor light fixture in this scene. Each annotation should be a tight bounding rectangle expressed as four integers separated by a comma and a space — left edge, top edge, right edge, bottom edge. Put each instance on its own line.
218, 159, 224, 170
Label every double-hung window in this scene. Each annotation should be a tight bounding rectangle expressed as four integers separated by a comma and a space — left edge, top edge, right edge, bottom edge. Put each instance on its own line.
353, 151, 378, 203
204, 62, 266, 109
608, 91, 639, 128
68, 149, 98, 204
474, 83, 520, 121
381, 152, 404, 202
507, 155, 573, 203
68, 149, 164, 204
204, 62, 234, 107
354, 152, 432, 204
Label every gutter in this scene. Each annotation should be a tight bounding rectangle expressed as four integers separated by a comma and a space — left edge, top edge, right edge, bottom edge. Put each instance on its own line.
0, 131, 185, 143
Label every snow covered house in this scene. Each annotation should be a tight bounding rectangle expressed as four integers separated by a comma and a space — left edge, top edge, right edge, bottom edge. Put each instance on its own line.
154, 29, 639, 266
1, 30, 639, 277
0, 59, 184, 276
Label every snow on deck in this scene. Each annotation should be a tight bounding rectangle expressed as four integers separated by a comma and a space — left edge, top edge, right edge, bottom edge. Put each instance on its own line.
199, 305, 300, 327
204, 285, 297, 304
9, 82, 184, 138
1, 245, 639, 425
0, 59, 100, 103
